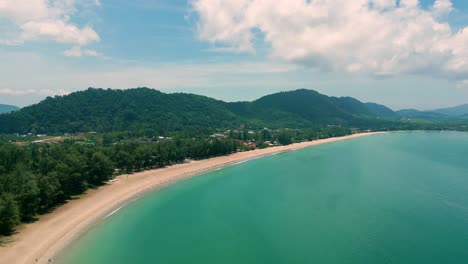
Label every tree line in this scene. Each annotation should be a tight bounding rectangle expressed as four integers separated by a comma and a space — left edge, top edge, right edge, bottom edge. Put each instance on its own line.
2, 87, 456, 136
0, 137, 246, 235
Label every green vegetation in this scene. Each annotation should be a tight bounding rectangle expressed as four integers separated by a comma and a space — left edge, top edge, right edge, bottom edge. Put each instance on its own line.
2, 88, 468, 135
1, 87, 467, 236
0, 193, 20, 235
364, 103, 399, 118
0, 88, 238, 135
432, 104, 468, 117
0, 87, 434, 135
0, 123, 356, 236
396, 104, 468, 121
0, 136, 252, 235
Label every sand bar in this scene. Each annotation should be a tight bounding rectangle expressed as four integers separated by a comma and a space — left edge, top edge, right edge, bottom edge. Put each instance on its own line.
0, 132, 383, 264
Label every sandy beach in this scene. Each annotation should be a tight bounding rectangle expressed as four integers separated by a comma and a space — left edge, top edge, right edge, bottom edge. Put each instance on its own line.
0, 132, 382, 264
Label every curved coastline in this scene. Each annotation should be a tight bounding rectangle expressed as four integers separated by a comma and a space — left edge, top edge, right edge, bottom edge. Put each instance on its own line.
0, 132, 383, 264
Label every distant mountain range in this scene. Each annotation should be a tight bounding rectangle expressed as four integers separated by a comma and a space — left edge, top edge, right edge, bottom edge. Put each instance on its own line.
0, 104, 19, 114
0, 88, 465, 134
396, 104, 468, 121
433, 104, 468, 117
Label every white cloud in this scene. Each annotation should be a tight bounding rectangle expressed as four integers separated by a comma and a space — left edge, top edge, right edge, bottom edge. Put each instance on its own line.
63, 61, 299, 89
192, 0, 468, 79
432, 0, 453, 17
0, 50, 298, 92
1, 50, 467, 109
0, 0, 100, 52
21, 20, 99, 45
63, 46, 100, 57
456, 79, 468, 89
0, 88, 70, 96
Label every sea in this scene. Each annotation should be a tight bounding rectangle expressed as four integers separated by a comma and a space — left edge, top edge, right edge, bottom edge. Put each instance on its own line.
58, 131, 468, 264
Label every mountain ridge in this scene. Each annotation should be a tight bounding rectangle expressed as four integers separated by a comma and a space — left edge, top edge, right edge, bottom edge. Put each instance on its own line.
0, 87, 441, 134
432, 104, 468, 117
0, 104, 19, 114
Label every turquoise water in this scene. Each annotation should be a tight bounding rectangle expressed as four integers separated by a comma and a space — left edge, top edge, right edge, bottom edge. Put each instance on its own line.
59, 132, 468, 264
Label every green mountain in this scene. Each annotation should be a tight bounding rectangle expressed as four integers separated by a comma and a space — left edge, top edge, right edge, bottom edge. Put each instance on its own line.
229, 89, 395, 126
396, 109, 448, 120
395, 103, 468, 121
365, 103, 398, 118
0, 88, 403, 134
0, 104, 19, 114
229, 90, 359, 127
396, 107, 468, 121
256, 90, 379, 118
0, 88, 238, 134
432, 104, 468, 117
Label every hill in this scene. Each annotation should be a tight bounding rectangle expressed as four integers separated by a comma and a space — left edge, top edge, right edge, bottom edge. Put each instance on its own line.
233, 89, 394, 126
227, 89, 374, 128
0, 104, 19, 114
396, 109, 447, 120
0, 88, 238, 134
0, 88, 408, 134
396, 108, 468, 121
432, 104, 468, 117
364, 103, 398, 118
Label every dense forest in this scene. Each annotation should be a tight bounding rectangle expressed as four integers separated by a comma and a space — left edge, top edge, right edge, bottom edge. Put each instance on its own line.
0, 88, 238, 135
0, 137, 246, 235
0, 88, 437, 135
2, 88, 467, 136
0, 125, 357, 235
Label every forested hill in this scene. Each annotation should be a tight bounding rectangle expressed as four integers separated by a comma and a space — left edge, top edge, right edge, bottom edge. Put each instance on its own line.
395, 104, 468, 121
0, 88, 398, 134
0, 88, 238, 134
433, 104, 468, 117
0, 104, 19, 114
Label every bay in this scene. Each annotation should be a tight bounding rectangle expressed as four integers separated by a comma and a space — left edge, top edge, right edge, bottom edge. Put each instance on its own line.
59, 132, 468, 264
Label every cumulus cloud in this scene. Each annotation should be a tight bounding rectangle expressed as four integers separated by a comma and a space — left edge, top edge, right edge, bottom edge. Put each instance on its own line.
0, 0, 100, 55
192, 0, 468, 80
20, 20, 99, 45
432, 0, 453, 17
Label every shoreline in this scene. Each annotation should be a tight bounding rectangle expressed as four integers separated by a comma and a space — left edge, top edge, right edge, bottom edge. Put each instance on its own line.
0, 132, 383, 264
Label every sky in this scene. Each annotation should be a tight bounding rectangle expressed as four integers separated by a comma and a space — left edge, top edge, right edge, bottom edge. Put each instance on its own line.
1, 0, 468, 110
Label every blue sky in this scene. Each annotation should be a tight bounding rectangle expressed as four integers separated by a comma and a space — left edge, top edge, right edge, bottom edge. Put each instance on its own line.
1, 0, 468, 110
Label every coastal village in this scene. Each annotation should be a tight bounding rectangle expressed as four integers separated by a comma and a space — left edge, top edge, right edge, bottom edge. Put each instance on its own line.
4, 125, 358, 151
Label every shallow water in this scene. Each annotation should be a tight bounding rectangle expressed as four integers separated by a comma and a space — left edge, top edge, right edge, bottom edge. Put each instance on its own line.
59, 132, 468, 264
